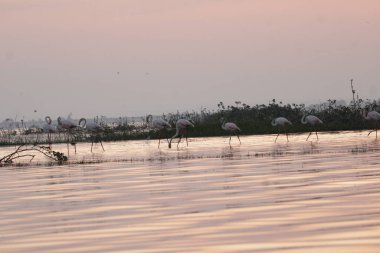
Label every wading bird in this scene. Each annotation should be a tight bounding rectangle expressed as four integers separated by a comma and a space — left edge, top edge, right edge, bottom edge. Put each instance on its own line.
42, 116, 57, 146
146, 114, 171, 148
57, 116, 78, 155
79, 118, 105, 152
168, 119, 194, 148
221, 118, 241, 145
362, 110, 380, 139
271, 117, 292, 142
301, 115, 323, 141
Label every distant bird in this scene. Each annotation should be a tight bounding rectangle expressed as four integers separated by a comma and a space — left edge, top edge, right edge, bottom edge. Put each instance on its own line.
271, 117, 292, 142
168, 119, 194, 148
57, 116, 78, 155
57, 116, 77, 130
301, 115, 323, 141
221, 118, 241, 145
79, 118, 105, 152
42, 116, 57, 145
362, 110, 380, 139
146, 114, 171, 148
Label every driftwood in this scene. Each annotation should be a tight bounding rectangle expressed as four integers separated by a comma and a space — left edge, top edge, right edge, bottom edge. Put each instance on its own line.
0, 144, 67, 166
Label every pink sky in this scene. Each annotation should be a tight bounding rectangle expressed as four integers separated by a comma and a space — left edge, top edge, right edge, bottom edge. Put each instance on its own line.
1, 0, 380, 119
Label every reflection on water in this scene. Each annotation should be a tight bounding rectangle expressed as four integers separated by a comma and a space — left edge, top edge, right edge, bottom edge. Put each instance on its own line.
0, 131, 380, 252
0, 131, 379, 165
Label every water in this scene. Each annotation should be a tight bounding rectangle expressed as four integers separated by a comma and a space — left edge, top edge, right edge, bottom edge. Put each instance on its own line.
1, 131, 380, 252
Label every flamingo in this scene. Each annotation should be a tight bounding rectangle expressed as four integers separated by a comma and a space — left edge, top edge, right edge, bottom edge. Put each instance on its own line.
221, 118, 241, 145
301, 115, 323, 141
168, 119, 194, 148
42, 116, 57, 146
146, 114, 171, 148
79, 118, 105, 152
271, 117, 292, 142
57, 116, 78, 155
362, 110, 380, 139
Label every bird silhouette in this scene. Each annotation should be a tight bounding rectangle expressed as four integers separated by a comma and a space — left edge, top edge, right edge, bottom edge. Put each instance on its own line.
301, 115, 323, 141
57, 116, 79, 155
221, 118, 241, 145
271, 117, 292, 142
79, 118, 105, 152
362, 110, 380, 139
42, 116, 57, 146
168, 119, 194, 148
146, 115, 171, 148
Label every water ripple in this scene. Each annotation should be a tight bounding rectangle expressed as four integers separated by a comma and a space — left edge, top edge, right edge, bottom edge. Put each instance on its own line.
0, 131, 380, 252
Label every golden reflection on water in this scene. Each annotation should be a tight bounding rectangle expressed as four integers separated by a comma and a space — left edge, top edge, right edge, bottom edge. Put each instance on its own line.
0, 131, 380, 252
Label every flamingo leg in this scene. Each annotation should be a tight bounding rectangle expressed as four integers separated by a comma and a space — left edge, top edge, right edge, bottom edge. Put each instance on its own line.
368, 129, 378, 139
35, 133, 39, 143
237, 134, 241, 144
169, 129, 180, 149
91, 140, 94, 153
286, 132, 289, 142
176, 129, 184, 148
67, 133, 70, 156
177, 135, 182, 148
47, 133, 51, 148
275, 133, 280, 143
71, 131, 76, 154
100, 140, 105, 151
316, 131, 319, 140
157, 131, 162, 148
183, 129, 189, 147
306, 132, 312, 141
229, 134, 232, 145
275, 127, 280, 143
368, 126, 378, 138
165, 129, 170, 143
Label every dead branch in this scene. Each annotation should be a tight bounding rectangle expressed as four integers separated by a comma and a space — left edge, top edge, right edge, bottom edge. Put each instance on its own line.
0, 144, 67, 166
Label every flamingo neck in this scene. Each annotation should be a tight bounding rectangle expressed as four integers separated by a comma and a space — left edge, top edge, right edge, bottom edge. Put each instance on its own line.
301, 115, 307, 124
146, 115, 152, 124
79, 118, 86, 128
45, 116, 52, 125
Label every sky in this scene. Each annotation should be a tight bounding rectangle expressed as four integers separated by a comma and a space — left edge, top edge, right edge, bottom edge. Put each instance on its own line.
1, 0, 380, 120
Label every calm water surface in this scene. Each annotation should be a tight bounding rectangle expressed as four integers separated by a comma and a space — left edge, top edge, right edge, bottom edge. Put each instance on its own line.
1, 131, 380, 252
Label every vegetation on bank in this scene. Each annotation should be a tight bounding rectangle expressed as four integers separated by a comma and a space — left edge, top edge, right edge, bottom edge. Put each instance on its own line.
0, 98, 379, 146
102, 98, 379, 141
